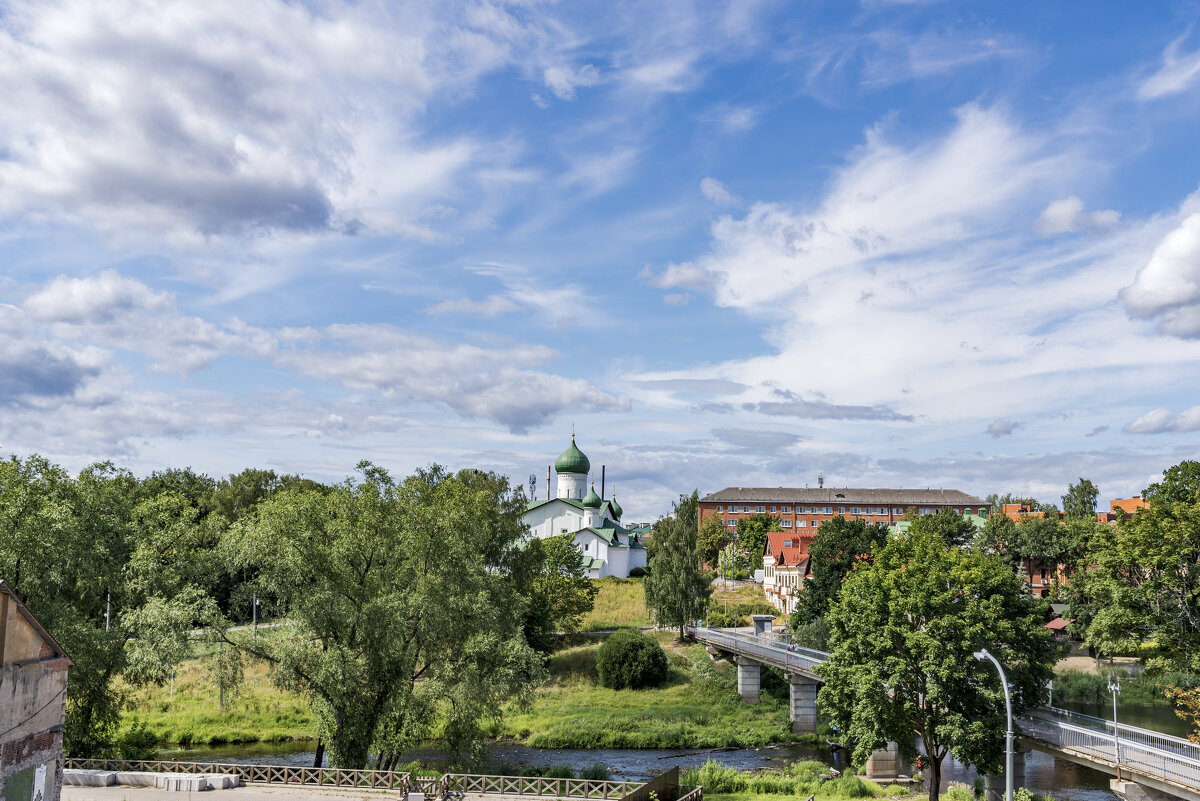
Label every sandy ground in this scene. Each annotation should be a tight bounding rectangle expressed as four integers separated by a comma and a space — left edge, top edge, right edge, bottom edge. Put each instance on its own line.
1056, 655, 1144, 674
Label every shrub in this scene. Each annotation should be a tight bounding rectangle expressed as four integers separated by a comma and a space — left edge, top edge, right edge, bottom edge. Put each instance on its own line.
735, 600, 777, 617
944, 782, 974, 801
833, 774, 876, 798
706, 607, 747, 628
791, 617, 831, 651
579, 763, 612, 780
628, 567, 649, 578
596, 630, 669, 689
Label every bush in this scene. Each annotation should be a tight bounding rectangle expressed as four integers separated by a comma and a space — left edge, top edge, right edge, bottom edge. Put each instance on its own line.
628, 567, 649, 578
833, 774, 876, 798
579, 763, 612, 780
734, 599, 777, 617
705, 607, 746, 628
943, 782, 974, 801
596, 630, 669, 690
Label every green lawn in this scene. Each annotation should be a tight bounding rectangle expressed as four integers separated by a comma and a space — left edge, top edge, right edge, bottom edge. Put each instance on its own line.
119, 652, 316, 745
497, 633, 796, 748
580, 577, 652, 631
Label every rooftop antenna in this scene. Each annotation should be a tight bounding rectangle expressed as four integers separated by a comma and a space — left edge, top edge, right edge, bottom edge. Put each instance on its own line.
529, 473, 537, 498
818, 473, 824, 489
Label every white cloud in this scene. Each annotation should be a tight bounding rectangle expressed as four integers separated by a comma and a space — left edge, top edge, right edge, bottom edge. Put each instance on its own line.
700, 177, 739, 207
1121, 212, 1200, 337
543, 63, 600, 100
0, 0, 539, 242
1138, 34, 1200, 100
1124, 405, 1200, 434
422, 295, 522, 317
1035, 196, 1121, 234
663, 292, 693, 307
24, 270, 169, 322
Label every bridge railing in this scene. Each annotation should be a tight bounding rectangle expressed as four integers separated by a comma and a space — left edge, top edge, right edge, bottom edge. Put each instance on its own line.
1033, 706, 1200, 758
1022, 711, 1200, 791
687, 627, 828, 673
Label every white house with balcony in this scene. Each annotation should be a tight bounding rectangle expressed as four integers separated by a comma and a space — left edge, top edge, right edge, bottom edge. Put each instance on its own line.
522, 435, 647, 578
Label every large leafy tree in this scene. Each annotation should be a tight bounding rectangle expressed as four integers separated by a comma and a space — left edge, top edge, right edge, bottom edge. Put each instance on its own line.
696, 514, 726, 567
818, 528, 1055, 801
736, 514, 781, 565
223, 463, 545, 769
788, 516, 887, 627
0, 456, 209, 756
1145, 461, 1200, 504
907, 507, 976, 548
644, 492, 711, 638
1062, 478, 1100, 519
514, 533, 599, 652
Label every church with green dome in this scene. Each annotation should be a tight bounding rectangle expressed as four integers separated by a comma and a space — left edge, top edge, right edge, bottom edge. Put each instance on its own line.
522, 434, 647, 578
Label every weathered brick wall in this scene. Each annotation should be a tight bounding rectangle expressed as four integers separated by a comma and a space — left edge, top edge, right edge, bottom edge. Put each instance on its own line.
0, 661, 68, 801
0, 730, 62, 801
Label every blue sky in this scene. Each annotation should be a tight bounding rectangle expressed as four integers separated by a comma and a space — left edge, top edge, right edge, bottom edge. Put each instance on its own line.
3, 0, 1200, 519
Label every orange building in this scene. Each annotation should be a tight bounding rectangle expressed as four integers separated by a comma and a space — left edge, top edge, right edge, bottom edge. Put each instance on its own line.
698, 486, 988, 534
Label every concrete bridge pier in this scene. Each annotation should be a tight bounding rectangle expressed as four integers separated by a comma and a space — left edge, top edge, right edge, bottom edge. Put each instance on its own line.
736, 657, 762, 703
984, 748, 1026, 801
788, 674, 820, 733
1109, 778, 1189, 801
864, 742, 903, 781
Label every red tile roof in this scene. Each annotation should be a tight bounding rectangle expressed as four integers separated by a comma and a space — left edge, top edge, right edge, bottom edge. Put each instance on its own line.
766, 531, 813, 567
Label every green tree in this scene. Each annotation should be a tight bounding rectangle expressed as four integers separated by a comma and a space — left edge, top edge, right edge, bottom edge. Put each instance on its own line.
1145, 461, 1200, 504
223, 463, 545, 768
818, 527, 1056, 801
1062, 478, 1100, 520
975, 513, 1020, 566
696, 514, 726, 567
789, 516, 887, 627
644, 493, 711, 638
985, 493, 1052, 515
908, 507, 976, 548
736, 514, 781, 564
515, 533, 599, 652
0, 456, 208, 756
1078, 482, 1200, 669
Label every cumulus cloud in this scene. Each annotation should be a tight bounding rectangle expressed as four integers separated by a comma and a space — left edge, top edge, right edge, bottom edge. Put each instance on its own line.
1139, 34, 1200, 100
0, 0, 538, 241
0, 343, 102, 405
1035, 196, 1121, 234
1124, 406, 1200, 434
24, 271, 169, 323
986, 419, 1022, 438
1120, 213, 1200, 337
700, 177, 739, 206
543, 63, 601, 100
663, 292, 693, 307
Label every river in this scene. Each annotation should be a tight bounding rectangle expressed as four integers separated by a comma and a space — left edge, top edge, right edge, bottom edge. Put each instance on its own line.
158, 701, 1186, 801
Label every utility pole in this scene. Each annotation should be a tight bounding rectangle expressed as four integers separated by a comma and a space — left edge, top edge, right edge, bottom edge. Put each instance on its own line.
252, 593, 259, 644
104, 590, 110, 632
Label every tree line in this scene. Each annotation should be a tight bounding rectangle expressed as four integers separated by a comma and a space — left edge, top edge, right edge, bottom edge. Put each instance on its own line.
0, 455, 596, 768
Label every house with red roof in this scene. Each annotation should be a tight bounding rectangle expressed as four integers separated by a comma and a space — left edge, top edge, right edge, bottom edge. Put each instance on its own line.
763, 531, 813, 616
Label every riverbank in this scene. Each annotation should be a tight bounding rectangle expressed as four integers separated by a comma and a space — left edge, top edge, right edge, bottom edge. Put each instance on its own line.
122, 627, 799, 750
496, 633, 800, 748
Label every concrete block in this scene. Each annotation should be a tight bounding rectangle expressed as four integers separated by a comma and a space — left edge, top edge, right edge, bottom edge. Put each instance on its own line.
203, 774, 242, 789
63, 770, 116, 787
403, 793, 426, 801
160, 775, 209, 792
116, 771, 161, 786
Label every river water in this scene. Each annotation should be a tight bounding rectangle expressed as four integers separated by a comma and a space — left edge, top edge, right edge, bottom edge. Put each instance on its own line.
160, 702, 1186, 801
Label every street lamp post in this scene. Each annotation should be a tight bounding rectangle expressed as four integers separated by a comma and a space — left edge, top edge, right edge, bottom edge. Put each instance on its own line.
1109, 673, 1122, 779
975, 649, 1014, 801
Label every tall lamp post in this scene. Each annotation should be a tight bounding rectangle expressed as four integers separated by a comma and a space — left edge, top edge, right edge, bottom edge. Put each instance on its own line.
974, 649, 1014, 801
1109, 673, 1122, 779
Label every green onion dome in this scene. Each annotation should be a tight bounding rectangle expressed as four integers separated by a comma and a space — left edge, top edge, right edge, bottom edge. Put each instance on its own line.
554, 434, 591, 475
610, 493, 623, 520
582, 482, 602, 508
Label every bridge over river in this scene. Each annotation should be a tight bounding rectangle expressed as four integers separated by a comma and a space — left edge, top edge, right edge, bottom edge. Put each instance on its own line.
689, 626, 1200, 801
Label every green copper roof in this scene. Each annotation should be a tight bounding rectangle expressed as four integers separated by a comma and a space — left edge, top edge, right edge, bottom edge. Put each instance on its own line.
610, 494, 623, 520
555, 435, 591, 475
525, 497, 585, 512
582, 482, 602, 508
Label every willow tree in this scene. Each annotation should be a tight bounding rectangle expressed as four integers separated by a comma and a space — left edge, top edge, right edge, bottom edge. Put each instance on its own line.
223, 463, 545, 769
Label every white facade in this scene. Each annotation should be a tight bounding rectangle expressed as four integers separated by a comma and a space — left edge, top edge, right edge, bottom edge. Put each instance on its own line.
521, 436, 647, 578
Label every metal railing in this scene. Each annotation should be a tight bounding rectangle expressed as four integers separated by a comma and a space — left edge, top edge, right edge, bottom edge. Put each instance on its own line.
687, 627, 828, 674
64, 759, 412, 790
1020, 710, 1200, 791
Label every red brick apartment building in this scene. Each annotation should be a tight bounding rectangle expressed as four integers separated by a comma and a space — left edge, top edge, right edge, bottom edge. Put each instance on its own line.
698, 486, 989, 532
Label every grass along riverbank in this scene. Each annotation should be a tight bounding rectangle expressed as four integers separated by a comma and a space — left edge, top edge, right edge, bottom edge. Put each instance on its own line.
496, 631, 798, 748
582, 578, 652, 631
